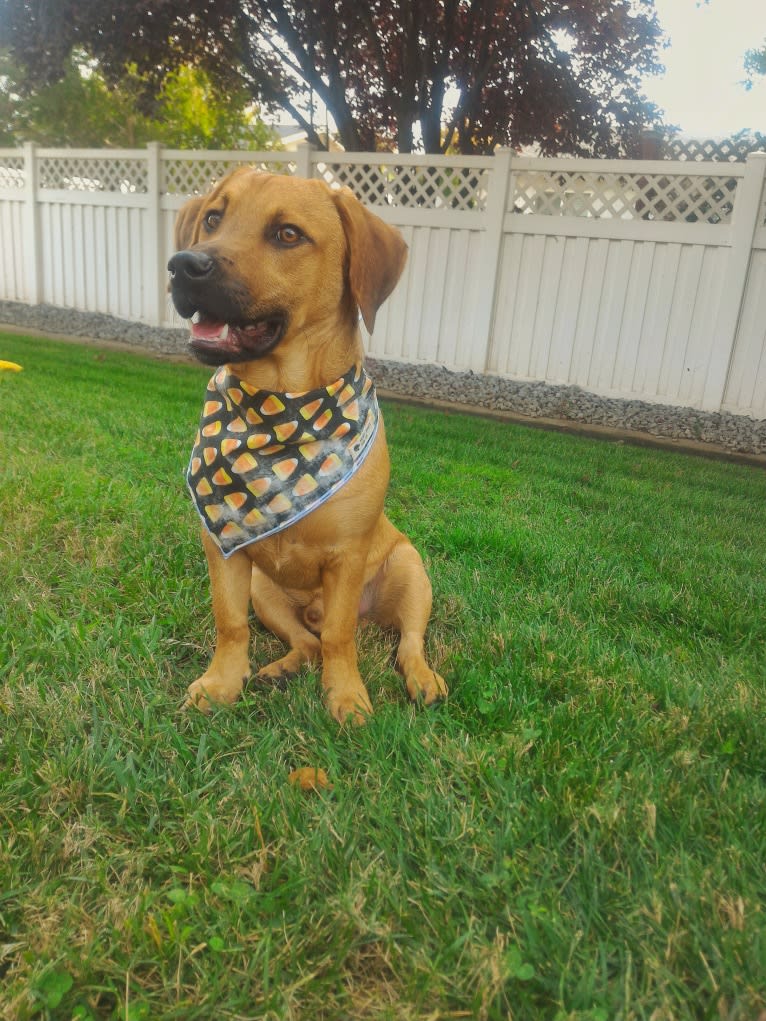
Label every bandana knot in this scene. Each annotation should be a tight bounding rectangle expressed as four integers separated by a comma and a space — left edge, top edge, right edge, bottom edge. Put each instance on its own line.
187, 364, 379, 556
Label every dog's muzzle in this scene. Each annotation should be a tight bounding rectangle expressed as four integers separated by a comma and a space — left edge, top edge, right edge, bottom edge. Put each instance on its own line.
168, 250, 286, 365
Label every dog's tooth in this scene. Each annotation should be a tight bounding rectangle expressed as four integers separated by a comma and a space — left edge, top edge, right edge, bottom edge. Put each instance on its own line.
220, 323, 230, 340
191, 311, 202, 325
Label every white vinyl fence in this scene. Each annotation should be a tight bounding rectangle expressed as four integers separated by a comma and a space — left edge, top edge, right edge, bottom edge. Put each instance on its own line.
1, 142, 765, 419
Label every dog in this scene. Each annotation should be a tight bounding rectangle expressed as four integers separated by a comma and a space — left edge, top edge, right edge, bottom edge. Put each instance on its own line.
169, 168, 447, 724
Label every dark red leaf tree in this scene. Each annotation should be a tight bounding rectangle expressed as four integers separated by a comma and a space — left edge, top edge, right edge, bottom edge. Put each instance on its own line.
0, 0, 665, 153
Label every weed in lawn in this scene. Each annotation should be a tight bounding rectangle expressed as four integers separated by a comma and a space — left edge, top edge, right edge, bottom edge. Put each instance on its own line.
1, 334, 765, 1020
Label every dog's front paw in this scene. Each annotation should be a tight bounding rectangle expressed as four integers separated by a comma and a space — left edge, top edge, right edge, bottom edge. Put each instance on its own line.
184, 672, 247, 713
405, 666, 448, 706
325, 684, 373, 726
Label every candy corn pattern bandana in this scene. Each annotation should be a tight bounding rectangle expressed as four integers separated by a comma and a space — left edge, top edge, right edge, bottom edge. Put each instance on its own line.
187, 363, 380, 557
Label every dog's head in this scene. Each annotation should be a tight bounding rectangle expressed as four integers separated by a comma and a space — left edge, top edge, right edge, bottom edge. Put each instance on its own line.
168, 169, 407, 367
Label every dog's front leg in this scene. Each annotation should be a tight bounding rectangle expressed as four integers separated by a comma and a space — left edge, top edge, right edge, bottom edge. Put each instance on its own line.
185, 532, 252, 712
319, 552, 373, 725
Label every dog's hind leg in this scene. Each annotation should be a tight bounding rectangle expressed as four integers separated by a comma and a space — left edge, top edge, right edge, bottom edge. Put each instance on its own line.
249, 565, 322, 687
371, 540, 448, 705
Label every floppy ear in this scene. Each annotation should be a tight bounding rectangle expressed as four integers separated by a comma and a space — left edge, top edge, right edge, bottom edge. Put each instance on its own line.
333, 187, 408, 333
174, 195, 206, 251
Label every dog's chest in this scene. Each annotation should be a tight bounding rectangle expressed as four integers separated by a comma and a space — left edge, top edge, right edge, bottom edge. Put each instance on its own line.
245, 521, 327, 589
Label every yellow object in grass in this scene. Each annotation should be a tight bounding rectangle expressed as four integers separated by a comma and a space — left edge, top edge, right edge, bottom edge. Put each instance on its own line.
0, 360, 23, 372
287, 767, 332, 792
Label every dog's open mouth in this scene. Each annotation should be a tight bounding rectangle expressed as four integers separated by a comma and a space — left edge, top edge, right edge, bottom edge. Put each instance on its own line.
188, 312, 286, 364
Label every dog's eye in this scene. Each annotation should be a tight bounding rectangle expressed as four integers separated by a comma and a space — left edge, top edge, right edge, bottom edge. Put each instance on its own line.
275, 225, 303, 246
204, 211, 222, 232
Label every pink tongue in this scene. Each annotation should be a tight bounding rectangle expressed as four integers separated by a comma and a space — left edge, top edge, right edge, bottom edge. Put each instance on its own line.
191, 319, 227, 341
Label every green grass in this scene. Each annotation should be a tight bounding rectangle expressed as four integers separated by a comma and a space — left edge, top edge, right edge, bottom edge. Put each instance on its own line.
1, 332, 765, 1021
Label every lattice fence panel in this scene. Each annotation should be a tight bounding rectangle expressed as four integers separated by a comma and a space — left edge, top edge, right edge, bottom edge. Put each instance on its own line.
314, 160, 489, 211
511, 169, 738, 223
666, 134, 766, 162
162, 158, 296, 196
0, 155, 25, 189
38, 156, 149, 192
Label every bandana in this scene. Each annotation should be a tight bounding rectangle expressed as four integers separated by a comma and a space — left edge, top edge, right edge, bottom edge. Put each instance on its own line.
187, 363, 379, 557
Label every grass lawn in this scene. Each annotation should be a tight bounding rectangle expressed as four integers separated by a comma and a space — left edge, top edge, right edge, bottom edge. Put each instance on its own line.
1, 332, 765, 1021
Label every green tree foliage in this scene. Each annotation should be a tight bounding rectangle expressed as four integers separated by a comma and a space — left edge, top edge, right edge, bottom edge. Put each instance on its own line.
1, 50, 148, 145
0, 48, 279, 148
0, 0, 664, 155
744, 40, 766, 89
154, 65, 278, 149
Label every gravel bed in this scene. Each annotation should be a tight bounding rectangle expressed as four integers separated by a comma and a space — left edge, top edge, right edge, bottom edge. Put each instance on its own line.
0, 300, 190, 356
3, 300, 765, 456
366, 359, 766, 456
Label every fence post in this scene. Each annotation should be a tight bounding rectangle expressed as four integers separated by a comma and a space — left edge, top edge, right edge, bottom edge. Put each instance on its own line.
22, 141, 42, 305
145, 142, 165, 326
702, 150, 766, 411
470, 146, 514, 372
295, 141, 315, 179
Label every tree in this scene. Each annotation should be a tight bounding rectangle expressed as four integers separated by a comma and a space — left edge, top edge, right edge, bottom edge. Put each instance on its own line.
1, 50, 153, 146
0, 0, 665, 155
0, 49, 279, 148
744, 40, 766, 89
154, 65, 278, 149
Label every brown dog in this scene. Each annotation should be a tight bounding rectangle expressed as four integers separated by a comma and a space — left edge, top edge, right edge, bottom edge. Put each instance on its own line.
169, 169, 446, 723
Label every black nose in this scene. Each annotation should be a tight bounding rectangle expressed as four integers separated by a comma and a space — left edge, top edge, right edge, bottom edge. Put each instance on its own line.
168, 250, 215, 280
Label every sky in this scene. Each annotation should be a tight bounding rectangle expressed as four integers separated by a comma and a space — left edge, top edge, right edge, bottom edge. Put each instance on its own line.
643, 0, 766, 137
